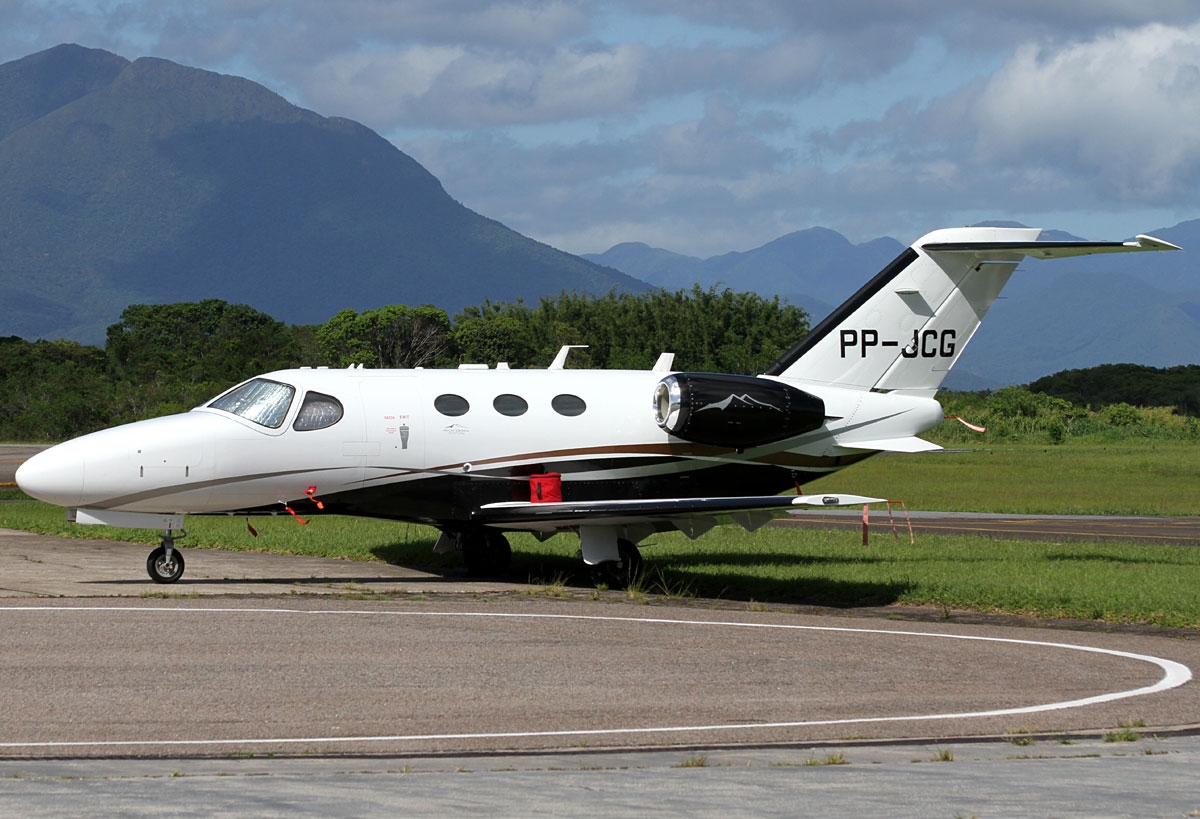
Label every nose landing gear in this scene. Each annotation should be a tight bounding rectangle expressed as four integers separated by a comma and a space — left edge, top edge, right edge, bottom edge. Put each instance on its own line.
147, 531, 185, 583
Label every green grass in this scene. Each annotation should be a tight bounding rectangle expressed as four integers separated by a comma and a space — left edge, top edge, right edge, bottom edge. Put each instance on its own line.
5, 497, 1200, 628
3, 440, 1199, 628
1104, 728, 1141, 743
0, 498, 450, 564
803, 441, 1200, 516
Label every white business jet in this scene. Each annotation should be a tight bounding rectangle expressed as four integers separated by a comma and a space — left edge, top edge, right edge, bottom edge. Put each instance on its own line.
16, 227, 1180, 585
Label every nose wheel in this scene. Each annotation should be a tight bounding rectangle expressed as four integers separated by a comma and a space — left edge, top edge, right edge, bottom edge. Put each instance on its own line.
147, 534, 185, 583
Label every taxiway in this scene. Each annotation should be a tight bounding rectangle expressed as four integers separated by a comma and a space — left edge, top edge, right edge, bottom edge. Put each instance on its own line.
1, 531, 1198, 816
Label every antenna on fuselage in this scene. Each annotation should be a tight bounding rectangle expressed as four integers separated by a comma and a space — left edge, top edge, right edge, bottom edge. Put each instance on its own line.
548, 345, 588, 369
652, 352, 675, 372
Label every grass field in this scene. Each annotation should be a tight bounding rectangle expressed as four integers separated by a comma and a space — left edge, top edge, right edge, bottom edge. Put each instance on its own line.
801, 441, 1200, 516
2, 439, 1198, 628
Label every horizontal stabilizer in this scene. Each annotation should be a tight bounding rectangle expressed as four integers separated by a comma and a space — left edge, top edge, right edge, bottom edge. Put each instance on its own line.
922, 234, 1181, 258
832, 437, 943, 453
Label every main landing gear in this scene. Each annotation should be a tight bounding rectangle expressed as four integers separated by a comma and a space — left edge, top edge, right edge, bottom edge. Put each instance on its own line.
442, 527, 644, 589
146, 531, 185, 583
458, 529, 512, 577
589, 539, 644, 590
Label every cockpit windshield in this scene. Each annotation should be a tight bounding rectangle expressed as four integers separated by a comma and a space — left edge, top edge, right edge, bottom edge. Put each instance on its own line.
207, 378, 295, 428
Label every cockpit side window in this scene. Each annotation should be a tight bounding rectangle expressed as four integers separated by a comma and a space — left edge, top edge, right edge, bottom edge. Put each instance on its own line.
207, 378, 296, 429
293, 391, 344, 431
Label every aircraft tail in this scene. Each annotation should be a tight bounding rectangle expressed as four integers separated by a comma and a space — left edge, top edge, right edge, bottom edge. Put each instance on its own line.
763, 227, 1180, 395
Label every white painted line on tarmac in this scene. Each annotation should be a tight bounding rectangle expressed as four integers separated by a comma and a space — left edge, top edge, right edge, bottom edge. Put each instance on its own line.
0, 605, 1191, 751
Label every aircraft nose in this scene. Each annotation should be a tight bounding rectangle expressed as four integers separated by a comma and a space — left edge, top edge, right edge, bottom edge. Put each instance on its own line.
15, 444, 86, 507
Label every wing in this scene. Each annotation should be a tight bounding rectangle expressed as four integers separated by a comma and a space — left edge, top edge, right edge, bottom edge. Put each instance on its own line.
474, 493, 884, 539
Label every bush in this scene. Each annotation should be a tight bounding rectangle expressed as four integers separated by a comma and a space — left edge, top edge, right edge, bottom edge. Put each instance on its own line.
933, 387, 1198, 446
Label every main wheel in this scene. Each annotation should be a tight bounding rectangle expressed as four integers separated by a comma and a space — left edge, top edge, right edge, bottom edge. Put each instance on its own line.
147, 544, 185, 584
590, 539, 644, 590
461, 530, 512, 576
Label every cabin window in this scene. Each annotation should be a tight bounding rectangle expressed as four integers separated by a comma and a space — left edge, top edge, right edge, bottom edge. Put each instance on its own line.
434, 393, 470, 417
493, 394, 528, 417
207, 378, 295, 429
551, 394, 586, 417
293, 392, 344, 431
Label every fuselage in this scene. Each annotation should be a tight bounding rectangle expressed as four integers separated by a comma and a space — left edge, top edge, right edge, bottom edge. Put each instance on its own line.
16, 366, 945, 527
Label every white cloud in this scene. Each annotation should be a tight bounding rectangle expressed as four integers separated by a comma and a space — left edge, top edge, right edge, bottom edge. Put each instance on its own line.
303, 45, 467, 122
646, 0, 1199, 36
520, 42, 647, 118
302, 41, 649, 127
800, 20, 1200, 236
971, 22, 1200, 202
654, 94, 788, 177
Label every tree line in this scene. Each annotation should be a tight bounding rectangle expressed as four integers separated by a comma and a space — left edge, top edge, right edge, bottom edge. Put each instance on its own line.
1029, 364, 1200, 418
0, 288, 809, 441
2, 291, 1195, 444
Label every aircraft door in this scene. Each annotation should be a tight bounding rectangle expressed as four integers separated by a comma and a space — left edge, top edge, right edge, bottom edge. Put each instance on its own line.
359, 375, 424, 473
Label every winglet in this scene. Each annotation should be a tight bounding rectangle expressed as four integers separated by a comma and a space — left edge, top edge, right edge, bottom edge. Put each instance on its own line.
1130, 234, 1182, 252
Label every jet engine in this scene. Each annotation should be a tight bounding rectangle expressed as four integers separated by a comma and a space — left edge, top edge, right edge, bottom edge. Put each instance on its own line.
652, 373, 826, 449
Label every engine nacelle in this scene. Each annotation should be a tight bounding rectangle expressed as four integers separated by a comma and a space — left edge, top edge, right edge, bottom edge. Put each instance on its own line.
652, 373, 826, 449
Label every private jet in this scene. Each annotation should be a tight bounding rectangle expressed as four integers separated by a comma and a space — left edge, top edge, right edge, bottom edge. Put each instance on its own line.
16, 226, 1180, 585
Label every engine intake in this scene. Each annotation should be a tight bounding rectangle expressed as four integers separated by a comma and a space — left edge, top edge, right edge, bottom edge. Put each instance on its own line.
653, 373, 826, 449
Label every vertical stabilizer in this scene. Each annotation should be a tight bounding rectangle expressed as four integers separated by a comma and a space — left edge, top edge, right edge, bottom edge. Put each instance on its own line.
763, 228, 1180, 396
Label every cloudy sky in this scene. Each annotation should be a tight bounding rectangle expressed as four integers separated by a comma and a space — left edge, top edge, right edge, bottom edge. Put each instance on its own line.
4, 1, 1200, 256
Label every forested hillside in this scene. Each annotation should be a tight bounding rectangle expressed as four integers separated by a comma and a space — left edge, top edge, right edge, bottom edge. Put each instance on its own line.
1029, 363, 1200, 416
584, 228, 904, 322
0, 44, 643, 343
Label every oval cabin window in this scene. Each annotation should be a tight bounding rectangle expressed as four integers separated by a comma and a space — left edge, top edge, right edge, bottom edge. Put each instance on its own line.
434, 394, 470, 417
551, 394, 587, 417
493, 394, 528, 417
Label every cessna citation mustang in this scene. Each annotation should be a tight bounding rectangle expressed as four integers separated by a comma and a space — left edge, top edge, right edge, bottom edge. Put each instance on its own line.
17, 227, 1180, 585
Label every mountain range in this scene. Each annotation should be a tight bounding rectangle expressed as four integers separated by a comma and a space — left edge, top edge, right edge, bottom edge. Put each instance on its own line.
0, 44, 643, 343
2, 44, 1196, 387
585, 222, 1200, 388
